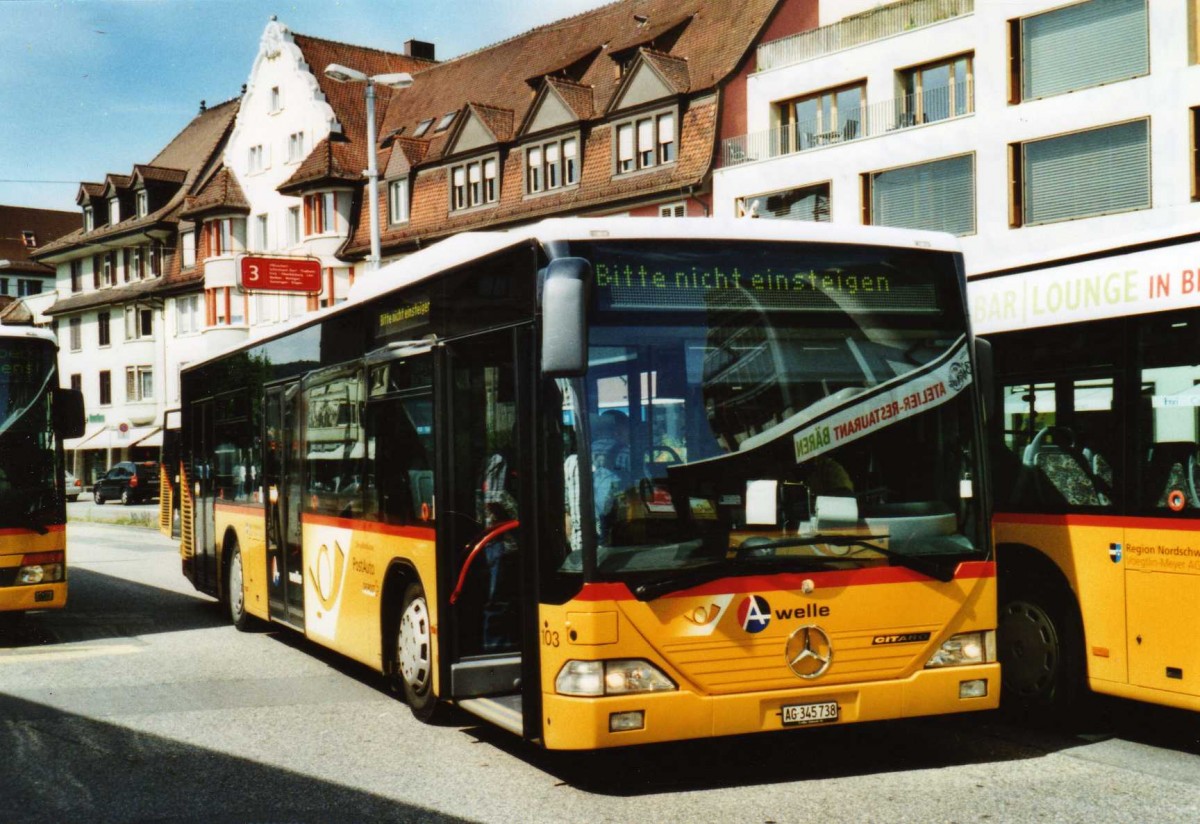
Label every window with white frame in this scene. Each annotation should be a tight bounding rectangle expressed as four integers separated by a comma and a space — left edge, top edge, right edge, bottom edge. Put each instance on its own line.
525, 134, 580, 195
248, 144, 265, 174
136, 189, 148, 218
449, 155, 499, 212
659, 202, 686, 218
205, 217, 243, 257
1013, 0, 1147, 103
101, 252, 116, 287
125, 305, 154, 340
286, 206, 301, 246
21, 230, 35, 248
83, 206, 94, 232
108, 196, 120, 224
125, 366, 153, 403
270, 86, 282, 113
864, 154, 976, 236
176, 294, 200, 335
129, 246, 144, 281
256, 213, 270, 250
388, 178, 409, 224
288, 131, 306, 163
181, 230, 196, 268
614, 107, 677, 175
1010, 119, 1150, 227
304, 192, 337, 235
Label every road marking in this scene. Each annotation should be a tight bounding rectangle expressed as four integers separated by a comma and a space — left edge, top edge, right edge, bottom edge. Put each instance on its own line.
0, 643, 143, 663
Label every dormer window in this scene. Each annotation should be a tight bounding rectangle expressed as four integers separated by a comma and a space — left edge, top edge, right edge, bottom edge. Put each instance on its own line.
525, 135, 579, 195
21, 231, 36, 248
614, 107, 677, 176
136, 190, 148, 218
413, 118, 434, 138
109, 196, 120, 224
450, 155, 499, 212
83, 206, 94, 232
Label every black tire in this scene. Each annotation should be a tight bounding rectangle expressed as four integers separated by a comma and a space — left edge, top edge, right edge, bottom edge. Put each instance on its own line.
997, 573, 1085, 724
121, 488, 132, 506
94, 490, 104, 505
393, 580, 440, 720
227, 542, 253, 631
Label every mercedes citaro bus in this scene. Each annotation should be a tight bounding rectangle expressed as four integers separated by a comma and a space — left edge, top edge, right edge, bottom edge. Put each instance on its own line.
176, 218, 997, 749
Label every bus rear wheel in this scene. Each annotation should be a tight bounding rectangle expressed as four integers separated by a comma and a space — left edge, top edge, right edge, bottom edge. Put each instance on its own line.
997, 576, 1084, 723
394, 581, 440, 720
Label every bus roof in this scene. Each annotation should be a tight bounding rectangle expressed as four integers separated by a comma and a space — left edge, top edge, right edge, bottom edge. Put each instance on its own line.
348, 216, 963, 305
190, 217, 962, 373
0, 325, 58, 347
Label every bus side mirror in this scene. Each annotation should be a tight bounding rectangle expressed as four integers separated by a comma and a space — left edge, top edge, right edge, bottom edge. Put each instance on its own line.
53, 388, 86, 439
541, 257, 591, 378
974, 337, 994, 423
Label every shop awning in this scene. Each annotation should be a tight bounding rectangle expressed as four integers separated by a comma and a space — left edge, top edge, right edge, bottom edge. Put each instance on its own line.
131, 427, 162, 448
64, 425, 104, 451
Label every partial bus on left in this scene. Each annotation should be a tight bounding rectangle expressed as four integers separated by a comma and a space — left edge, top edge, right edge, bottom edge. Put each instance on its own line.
0, 327, 84, 615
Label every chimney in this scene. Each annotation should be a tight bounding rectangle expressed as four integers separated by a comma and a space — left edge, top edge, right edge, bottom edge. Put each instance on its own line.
404, 39, 435, 61
199, 100, 207, 113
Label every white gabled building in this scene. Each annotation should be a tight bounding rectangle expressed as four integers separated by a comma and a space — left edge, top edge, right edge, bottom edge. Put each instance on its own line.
714, 0, 1200, 333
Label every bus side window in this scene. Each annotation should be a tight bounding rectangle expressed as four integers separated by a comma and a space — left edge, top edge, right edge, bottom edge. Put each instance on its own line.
364, 396, 434, 525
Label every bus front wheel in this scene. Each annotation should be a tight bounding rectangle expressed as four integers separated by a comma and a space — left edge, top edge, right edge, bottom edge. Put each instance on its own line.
227, 542, 253, 631
395, 581, 439, 720
997, 576, 1084, 722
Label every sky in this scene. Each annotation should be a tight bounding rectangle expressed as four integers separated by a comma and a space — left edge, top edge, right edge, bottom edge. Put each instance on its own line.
0, 0, 613, 211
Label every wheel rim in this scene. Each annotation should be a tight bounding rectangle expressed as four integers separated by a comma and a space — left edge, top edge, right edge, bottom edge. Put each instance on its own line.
998, 598, 1060, 698
398, 596, 431, 695
122, 490, 130, 504
229, 550, 244, 621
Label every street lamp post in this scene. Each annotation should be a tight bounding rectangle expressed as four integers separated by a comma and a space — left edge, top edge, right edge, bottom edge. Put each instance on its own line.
323, 63, 413, 271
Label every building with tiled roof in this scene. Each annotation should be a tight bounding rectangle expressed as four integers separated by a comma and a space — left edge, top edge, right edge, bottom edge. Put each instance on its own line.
340, 0, 817, 260
31, 98, 240, 485
0, 204, 77, 305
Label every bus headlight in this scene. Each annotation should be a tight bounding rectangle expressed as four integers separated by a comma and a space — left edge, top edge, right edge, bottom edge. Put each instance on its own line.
17, 552, 65, 585
925, 631, 996, 668
556, 659, 677, 696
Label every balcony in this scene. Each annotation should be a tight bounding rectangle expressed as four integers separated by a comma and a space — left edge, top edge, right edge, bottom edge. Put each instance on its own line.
758, 0, 974, 72
719, 83, 972, 168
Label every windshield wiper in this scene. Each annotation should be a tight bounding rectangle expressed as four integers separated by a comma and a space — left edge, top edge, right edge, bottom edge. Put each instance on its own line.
737, 534, 956, 583
631, 555, 833, 601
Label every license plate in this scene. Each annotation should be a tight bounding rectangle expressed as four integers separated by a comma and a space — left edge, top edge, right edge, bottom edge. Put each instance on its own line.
781, 701, 839, 726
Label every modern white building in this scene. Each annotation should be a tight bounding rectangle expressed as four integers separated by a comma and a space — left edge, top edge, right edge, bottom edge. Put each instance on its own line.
714, 0, 1200, 335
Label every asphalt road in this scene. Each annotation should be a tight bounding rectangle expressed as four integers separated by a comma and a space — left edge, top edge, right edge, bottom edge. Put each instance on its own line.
2, 521, 1200, 823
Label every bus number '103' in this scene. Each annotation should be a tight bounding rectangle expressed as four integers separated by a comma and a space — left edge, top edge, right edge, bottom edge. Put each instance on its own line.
542, 629, 560, 647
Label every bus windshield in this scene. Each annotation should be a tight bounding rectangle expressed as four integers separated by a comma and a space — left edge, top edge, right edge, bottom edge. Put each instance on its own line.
554, 240, 986, 594
0, 338, 58, 530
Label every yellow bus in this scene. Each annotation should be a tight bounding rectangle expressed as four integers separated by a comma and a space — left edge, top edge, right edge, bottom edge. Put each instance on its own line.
0, 326, 84, 617
177, 218, 997, 749
976, 239, 1200, 718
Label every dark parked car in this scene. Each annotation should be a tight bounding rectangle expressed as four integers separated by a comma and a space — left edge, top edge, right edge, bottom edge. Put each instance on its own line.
94, 461, 160, 506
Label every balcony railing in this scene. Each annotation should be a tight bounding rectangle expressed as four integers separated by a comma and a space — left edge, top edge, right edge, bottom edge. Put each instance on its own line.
719, 83, 972, 168
758, 0, 974, 72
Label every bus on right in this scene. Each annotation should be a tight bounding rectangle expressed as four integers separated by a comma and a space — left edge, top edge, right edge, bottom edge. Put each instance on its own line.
974, 243, 1200, 718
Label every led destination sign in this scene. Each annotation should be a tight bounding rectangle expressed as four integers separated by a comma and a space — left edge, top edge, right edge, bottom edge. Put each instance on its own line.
591, 256, 939, 314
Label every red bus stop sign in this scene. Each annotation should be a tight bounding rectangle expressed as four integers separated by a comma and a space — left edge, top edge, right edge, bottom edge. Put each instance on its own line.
239, 256, 322, 293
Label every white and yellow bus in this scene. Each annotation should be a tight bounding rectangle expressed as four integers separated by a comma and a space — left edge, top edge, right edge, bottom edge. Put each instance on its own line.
177, 218, 997, 749
975, 236, 1200, 717
0, 326, 84, 617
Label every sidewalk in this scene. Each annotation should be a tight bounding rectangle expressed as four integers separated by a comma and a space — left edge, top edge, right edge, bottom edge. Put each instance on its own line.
66, 498, 160, 529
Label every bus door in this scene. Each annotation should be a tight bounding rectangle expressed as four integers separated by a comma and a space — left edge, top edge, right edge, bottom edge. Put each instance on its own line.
440, 327, 534, 726
191, 398, 217, 592
265, 382, 305, 628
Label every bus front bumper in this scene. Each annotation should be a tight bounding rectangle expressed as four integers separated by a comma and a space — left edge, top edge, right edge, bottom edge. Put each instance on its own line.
541, 662, 999, 750
0, 581, 67, 613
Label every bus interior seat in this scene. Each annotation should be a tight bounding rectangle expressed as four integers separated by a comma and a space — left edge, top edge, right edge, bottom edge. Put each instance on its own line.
1020, 427, 1107, 507
1144, 442, 1200, 509
409, 469, 434, 516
